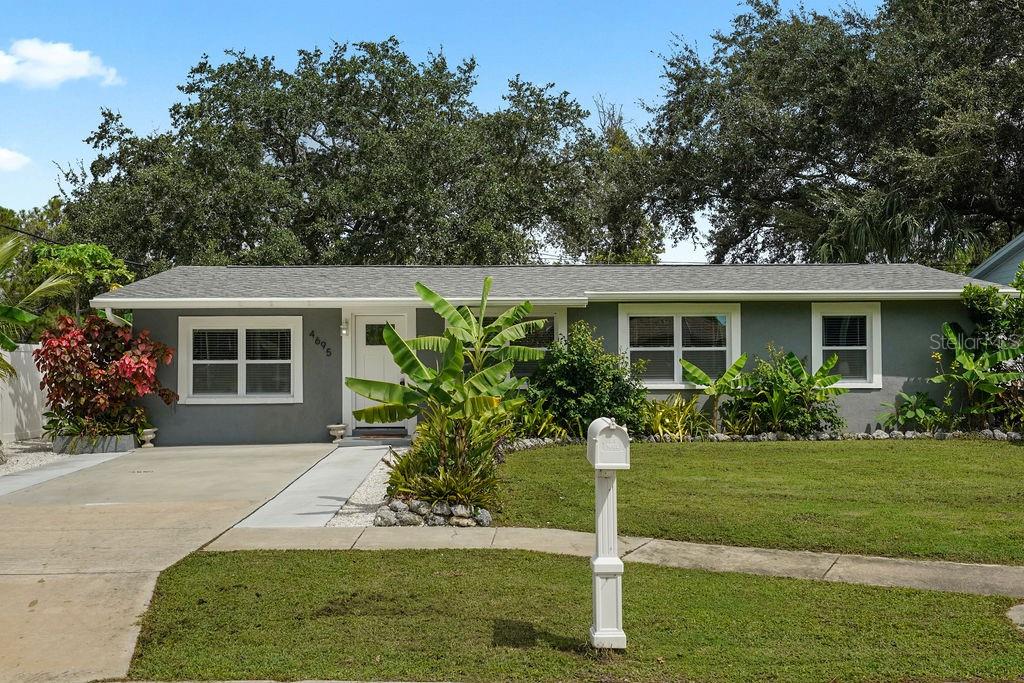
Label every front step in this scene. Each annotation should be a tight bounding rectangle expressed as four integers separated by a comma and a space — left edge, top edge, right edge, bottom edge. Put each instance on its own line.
351, 427, 408, 438
334, 437, 411, 448
340, 427, 411, 448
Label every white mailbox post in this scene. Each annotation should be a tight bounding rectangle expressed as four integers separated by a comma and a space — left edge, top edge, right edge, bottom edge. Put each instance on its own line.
586, 417, 630, 649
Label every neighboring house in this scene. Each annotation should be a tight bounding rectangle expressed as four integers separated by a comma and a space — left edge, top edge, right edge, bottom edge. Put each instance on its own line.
90, 264, 1011, 445
970, 232, 1024, 285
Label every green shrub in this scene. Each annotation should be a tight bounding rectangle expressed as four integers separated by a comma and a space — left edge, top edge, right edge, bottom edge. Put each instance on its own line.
387, 402, 508, 508
879, 391, 944, 431
956, 275, 1024, 429
722, 346, 846, 436
930, 322, 1024, 429
527, 321, 649, 437
644, 394, 712, 440
506, 394, 568, 440
679, 354, 747, 430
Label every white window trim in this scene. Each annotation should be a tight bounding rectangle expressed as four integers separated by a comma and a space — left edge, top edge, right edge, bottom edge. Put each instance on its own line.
811, 302, 882, 389
617, 303, 741, 389
177, 315, 304, 405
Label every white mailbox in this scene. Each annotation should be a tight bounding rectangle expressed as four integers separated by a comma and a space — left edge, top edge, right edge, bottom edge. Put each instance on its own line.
586, 417, 629, 650
587, 417, 630, 470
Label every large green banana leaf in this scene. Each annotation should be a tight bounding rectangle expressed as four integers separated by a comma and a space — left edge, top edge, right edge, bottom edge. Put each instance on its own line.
344, 377, 423, 405
382, 324, 431, 382
488, 318, 548, 346
352, 403, 418, 423
416, 282, 470, 331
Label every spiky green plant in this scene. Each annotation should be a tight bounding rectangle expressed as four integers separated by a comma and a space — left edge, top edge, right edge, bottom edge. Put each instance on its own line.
679, 354, 748, 429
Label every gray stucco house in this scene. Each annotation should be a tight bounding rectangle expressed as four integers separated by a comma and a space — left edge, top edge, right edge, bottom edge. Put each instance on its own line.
970, 232, 1024, 285
91, 264, 1011, 445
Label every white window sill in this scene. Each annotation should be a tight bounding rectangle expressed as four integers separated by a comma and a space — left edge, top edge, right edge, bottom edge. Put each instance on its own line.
642, 382, 706, 391
834, 381, 883, 390
179, 395, 303, 405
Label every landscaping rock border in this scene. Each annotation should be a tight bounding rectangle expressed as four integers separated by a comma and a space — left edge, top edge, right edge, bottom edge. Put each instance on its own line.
374, 497, 493, 528
506, 429, 1023, 452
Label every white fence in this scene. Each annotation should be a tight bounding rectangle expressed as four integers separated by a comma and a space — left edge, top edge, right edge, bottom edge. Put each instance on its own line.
0, 344, 46, 442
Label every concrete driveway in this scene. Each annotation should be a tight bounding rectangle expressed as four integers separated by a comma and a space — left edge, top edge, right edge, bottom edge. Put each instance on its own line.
0, 443, 334, 683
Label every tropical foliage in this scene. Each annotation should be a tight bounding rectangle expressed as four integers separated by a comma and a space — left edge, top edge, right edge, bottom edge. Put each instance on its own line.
879, 392, 944, 432
346, 277, 546, 506
506, 395, 569, 441
930, 322, 1024, 428
34, 315, 177, 440
0, 234, 72, 378
385, 406, 504, 509
679, 354, 747, 430
720, 347, 847, 436
644, 394, 712, 441
30, 242, 133, 318
526, 321, 649, 437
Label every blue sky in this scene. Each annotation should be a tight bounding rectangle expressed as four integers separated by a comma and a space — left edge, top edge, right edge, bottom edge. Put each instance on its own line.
0, 0, 864, 261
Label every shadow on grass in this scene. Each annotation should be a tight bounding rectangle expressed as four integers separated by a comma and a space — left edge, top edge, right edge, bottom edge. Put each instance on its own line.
491, 618, 589, 654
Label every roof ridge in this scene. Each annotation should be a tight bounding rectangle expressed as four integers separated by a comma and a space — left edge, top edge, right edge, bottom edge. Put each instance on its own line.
214, 262, 885, 269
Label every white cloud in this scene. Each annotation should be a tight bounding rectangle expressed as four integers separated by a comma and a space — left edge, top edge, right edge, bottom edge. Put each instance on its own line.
0, 38, 122, 88
0, 148, 31, 172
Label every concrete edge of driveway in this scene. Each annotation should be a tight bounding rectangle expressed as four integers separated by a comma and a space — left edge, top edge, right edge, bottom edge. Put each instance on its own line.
204, 525, 1024, 598
0, 449, 129, 497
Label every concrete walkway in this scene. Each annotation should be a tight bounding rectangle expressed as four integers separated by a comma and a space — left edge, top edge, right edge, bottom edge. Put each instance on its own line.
207, 525, 1024, 598
237, 445, 386, 528
0, 443, 334, 683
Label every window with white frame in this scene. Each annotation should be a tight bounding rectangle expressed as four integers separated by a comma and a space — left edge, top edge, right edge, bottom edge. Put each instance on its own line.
178, 316, 303, 404
618, 304, 740, 386
811, 303, 881, 388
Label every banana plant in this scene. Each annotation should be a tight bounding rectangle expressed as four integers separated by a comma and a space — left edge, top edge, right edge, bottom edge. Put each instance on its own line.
345, 325, 521, 425
931, 322, 1024, 425
679, 354, 748, 429
0, 235, 72, 380
407, 276, 549, 372
782, 351, 848, 409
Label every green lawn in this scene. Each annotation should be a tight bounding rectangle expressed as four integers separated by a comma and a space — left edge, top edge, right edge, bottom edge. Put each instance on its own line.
498, 440, 1024, 564
130, 549, 1024, 682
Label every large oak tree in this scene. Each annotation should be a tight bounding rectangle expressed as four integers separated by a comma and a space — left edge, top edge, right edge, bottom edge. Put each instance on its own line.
60, 39, 635, 273
650, 0, 1024, 269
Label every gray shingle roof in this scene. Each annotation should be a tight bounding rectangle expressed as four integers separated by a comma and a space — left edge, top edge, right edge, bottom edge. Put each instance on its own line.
92, 264, 1008, 306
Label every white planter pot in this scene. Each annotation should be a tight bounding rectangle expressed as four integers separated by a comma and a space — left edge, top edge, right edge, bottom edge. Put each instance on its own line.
140, 428, 158, 448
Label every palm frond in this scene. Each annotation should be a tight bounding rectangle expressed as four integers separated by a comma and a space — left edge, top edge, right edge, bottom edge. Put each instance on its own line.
17, 274, 74, 308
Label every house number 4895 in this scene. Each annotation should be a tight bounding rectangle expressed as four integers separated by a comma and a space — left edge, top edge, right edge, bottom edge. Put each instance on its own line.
309, 330, 333, 357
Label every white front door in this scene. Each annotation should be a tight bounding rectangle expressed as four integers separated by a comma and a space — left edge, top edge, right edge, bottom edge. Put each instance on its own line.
353, 314, 408, 429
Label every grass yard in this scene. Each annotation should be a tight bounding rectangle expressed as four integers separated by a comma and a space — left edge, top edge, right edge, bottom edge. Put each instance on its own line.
498, 440, 1024, 564
129, 549, 1024, 682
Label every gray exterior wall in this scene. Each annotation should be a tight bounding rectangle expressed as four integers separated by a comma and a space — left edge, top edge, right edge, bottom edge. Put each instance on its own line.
134, 308, 343, 446
577, 299, 972, 432
133, 298, 972, 445
569, 302, 618, 353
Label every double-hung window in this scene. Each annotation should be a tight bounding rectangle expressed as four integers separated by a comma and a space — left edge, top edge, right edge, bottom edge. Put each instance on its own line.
619, 304, 741, 387
178, 316, 304, 404
811, 303, 881, 388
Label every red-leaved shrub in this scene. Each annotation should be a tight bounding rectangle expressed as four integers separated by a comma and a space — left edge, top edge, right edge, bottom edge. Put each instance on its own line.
34, 315, 177, 437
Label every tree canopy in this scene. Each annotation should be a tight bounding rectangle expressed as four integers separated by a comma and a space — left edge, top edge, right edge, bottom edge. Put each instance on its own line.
61, 39, 668, 273
649, 0, 1024, 268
